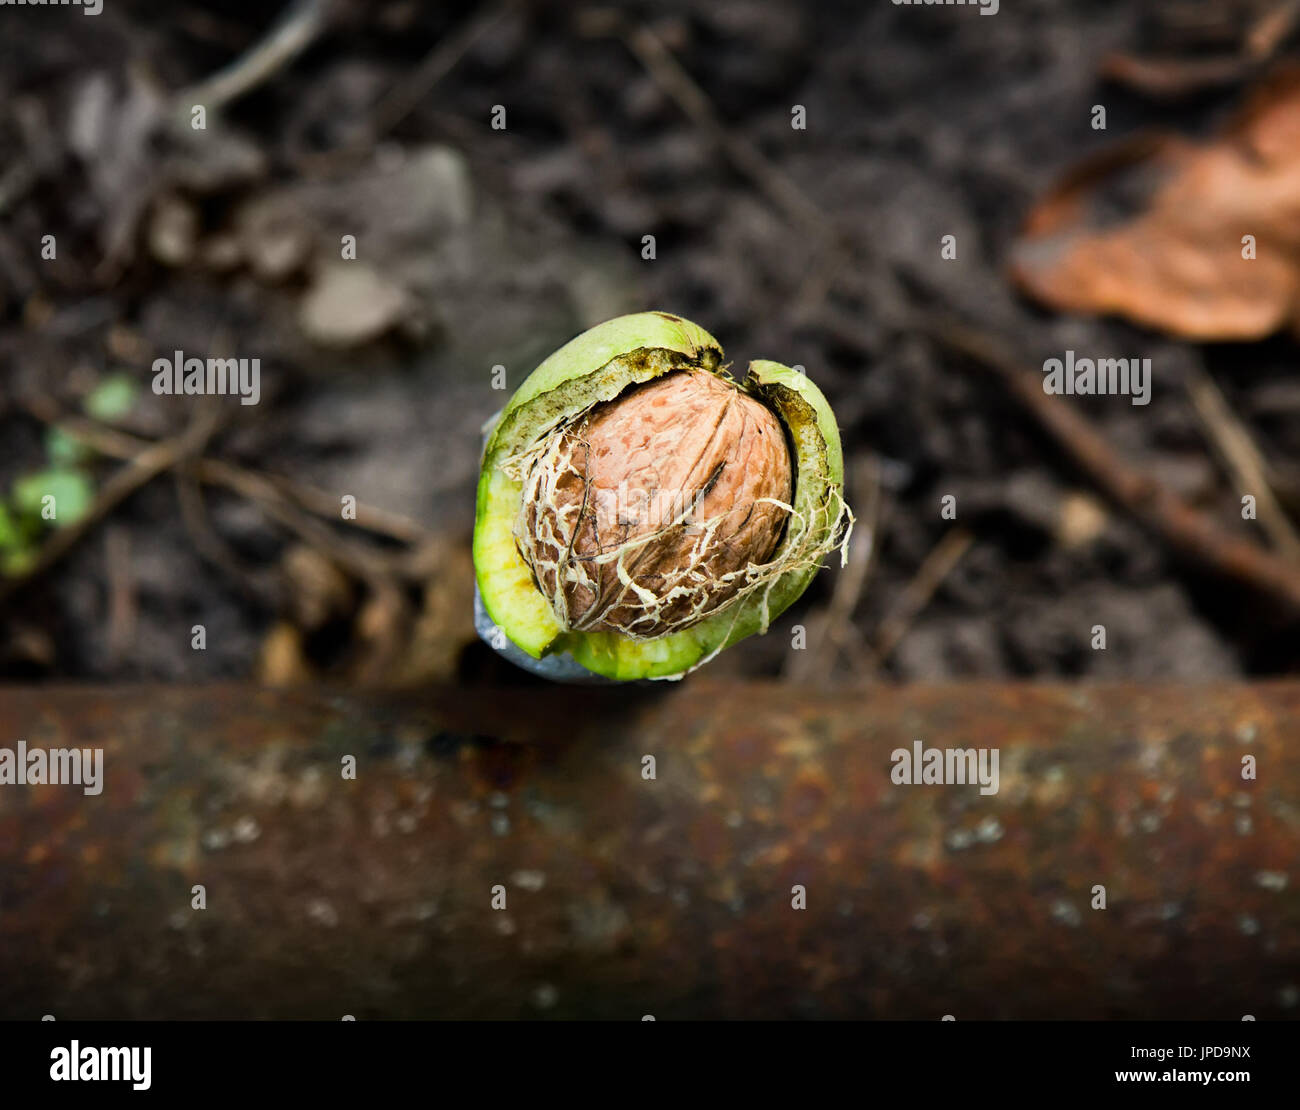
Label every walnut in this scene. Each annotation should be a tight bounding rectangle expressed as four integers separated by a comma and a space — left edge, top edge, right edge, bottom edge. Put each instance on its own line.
516, 369, 793, 638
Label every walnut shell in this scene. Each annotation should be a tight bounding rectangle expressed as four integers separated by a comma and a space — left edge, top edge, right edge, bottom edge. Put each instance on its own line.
517, 369, 793, 638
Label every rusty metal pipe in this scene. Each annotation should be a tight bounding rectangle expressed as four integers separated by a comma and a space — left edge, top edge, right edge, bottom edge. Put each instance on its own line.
1, 682, 1297, 1019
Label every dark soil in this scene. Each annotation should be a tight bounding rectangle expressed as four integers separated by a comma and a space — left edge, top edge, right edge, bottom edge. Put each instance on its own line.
0, 0, 1296, 684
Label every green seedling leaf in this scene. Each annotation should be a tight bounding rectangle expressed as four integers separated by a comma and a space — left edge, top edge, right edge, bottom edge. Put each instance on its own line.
13, 469, 96, 529
1, 546, 36, 577
0, 502, 23, 550
83, 373, 139, 422
45, 426, 90, 467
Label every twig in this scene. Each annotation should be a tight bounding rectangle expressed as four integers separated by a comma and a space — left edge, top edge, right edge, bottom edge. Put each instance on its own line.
19, 399, 147, 458
783, 454, 881, 682
177, 0, 332, 115
1101, 0, 1300, 99
1099, 53, 1254, 99
578, 11, 918, 331
929, 316, 1300, 615
370, 1, 522, 137
243, 469, 431, 546
172, 466, 281, 605
21, 400, 432, 549
291, 1, 522, 175
1185, 366, 1300, 561
104, 526, 136, 667
193, 459, 408, 585
1246, 0, 1300, 60
867, 528, 974, 669
587, 15, 832, 244
0, 405, 223, 605
586, 14, 907, 327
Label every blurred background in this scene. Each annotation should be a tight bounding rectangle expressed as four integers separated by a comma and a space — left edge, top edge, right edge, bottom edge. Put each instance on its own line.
1, 0, 1298, 687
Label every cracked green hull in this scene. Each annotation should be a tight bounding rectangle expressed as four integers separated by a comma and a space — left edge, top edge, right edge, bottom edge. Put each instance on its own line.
473, 312, 845, 681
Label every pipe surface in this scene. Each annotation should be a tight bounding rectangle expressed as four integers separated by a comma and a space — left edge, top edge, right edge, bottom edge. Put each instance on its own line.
1, 682, 1296, 1019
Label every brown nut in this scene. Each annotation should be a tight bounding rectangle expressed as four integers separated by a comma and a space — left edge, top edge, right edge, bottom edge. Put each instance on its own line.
515, 369, 793, 639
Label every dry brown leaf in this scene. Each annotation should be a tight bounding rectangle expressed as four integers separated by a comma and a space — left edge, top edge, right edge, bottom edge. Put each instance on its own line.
1010, 67, 1300, 341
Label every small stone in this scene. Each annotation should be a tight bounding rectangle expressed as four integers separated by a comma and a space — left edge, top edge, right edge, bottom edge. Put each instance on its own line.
511, 870, 546, 892
202, 827, 230, 851
244, 217, 312, 282
299, 262, 410, 348
148, 195, 198, 267
946, 828, 974, 851
1056, 491, 1109, 548
307, 898, 339, 927
1050, 900, 1082, 928
1255, 870, 1288, 892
